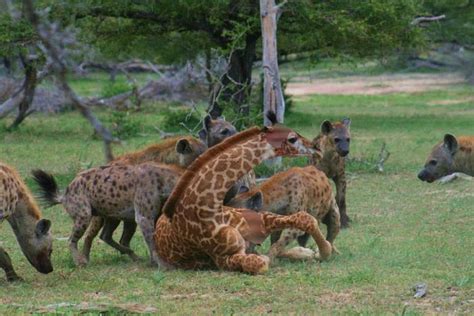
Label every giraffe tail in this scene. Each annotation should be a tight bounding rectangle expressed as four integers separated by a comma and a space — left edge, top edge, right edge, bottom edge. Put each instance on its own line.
31, 169, 63, 207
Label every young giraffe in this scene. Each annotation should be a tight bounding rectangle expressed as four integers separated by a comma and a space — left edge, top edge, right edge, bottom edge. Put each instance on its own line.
227, 166, 340, 261
310, 118, 351, 228
83, 136, 206, 252
154, 122, 334, 274
0, 162, 53, 281
33, 163, 183, 266
198, 115, 257, 189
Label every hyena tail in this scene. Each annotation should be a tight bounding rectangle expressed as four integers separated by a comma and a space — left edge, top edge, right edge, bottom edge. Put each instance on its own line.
31, 169, 63, 207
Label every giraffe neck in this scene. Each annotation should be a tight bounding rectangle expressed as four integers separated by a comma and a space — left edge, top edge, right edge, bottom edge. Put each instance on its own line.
177, 134, 273, 219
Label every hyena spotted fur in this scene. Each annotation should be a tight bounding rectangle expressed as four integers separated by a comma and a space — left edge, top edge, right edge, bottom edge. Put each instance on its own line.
227, 166, 340, 261
418, 134, 474, 183
0, 162, 53, 281
311, 118, 351, 228
33, 163, 183, 266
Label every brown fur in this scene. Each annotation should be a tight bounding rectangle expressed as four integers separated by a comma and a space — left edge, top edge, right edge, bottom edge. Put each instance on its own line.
311, 118, 351, 228
1, 162, 53, 281
111, 136, 206, 167
418, 135, 474, 182
227, 166, 340, 260
34, 163, 183, 266
155, 126, 334, 274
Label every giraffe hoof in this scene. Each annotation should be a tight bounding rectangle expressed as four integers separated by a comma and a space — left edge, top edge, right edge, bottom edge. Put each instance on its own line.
256, 255, 270, 274
317, 240, 333, 261
7, 274, 23, 282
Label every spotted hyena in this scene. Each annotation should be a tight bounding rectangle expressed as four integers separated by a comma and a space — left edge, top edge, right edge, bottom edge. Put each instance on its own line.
32, 163, 183, 266
418, 134, 474, 183
227, 166, 340, 261
311, 118, 351, 228
1, 162, 53, 281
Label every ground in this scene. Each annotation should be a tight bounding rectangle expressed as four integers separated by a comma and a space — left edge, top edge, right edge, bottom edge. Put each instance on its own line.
0, 63, 473, 314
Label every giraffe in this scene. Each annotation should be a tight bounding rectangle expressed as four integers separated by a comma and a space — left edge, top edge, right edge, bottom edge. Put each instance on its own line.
154, 120, 334, 274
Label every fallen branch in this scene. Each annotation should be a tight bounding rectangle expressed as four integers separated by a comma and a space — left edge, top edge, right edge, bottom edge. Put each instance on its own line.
411, 15, 446, 26
376, 142, 390, 173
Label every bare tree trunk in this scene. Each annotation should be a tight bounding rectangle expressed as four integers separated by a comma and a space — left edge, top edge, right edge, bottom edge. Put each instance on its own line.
208, 34, 258, 118
8, 56, 37, 130
21, 0, 117, 162
260, 0, 285, 126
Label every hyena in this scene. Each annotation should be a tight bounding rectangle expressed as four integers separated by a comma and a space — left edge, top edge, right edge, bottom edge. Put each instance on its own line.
33, 163, 183, 266
227, 166, 340, 261
311, 118, 351, 228
85, 136, 206, 252
0, 162, 53, 281
418, 134, 474, 183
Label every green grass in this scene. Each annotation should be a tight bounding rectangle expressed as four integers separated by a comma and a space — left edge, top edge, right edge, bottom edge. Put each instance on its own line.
0, 73, 473, 314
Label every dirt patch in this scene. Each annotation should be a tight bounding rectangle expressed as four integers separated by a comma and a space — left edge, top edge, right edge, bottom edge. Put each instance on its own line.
428, 97, 474, 105
286, 73, 465, 96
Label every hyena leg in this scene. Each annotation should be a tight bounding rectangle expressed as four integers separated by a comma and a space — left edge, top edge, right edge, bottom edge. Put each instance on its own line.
119, 220, 137, 248
268, 229, 314, 260
100, 218, 139, 261
335, 174, 350, 228
134, 203, 160, 265
0, 246, 22, 282
82, 216, 103, 261
262, 211, 332, 260
68, 208, 92, 267
212, 227, 270, 274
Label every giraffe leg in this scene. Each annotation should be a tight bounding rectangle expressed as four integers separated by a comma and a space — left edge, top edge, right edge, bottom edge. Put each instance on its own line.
214, 253, 270, 274
212, 226, 269, 274
268, 229, 314, 261
0, 246, 22, 282
100, 218, 139, 261
82, 216, 103, 261
325, 199, 341, 255
261, 211, 332, 260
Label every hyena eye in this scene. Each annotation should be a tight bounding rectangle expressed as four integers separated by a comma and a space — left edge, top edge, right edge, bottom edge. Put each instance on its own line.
429, 160, 437, 166
334, 138, 341, 143
221, 128, 229, 135
288, 136, 297, 144
346, 138, 350, 143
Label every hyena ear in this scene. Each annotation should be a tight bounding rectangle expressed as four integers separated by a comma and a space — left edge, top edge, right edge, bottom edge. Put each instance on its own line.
35, 219, 51, 237
342, 118, 351, 129
203, 115, 212, 131
247, 192, 263, 211
443, 134, 458, 155
223, 183, 241, 205
176, 139, 193, 154
198, 129, 207, 142
321, 120, 333, 135
238, 185, 249, 193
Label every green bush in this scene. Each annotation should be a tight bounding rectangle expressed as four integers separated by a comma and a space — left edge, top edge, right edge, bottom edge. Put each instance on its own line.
100, 81, 131, 98
102, 111, 141, 139
161, 108, 201, 133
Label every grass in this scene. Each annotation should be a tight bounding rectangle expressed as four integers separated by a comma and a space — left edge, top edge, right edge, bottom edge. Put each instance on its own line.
0, 71, 473, 314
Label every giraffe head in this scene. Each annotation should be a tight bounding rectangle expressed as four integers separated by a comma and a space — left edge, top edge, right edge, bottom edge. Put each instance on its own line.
262, 112, 315, 157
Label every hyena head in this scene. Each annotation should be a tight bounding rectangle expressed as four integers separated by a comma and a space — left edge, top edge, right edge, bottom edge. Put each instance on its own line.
225, 185, 264, 211
23, 219, 53, 274
175, 138, 207, 167
418, 134, 458, 183
198, 115, 237, 148
320, 118, 351, 157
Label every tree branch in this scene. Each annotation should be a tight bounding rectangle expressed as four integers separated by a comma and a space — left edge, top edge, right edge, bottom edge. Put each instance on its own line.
411, 15, 446, 26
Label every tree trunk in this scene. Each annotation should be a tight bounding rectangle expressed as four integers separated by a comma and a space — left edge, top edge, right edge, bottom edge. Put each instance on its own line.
8, 58, 37, 130
260, 0, 285, 126
209, 34, 258, 117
